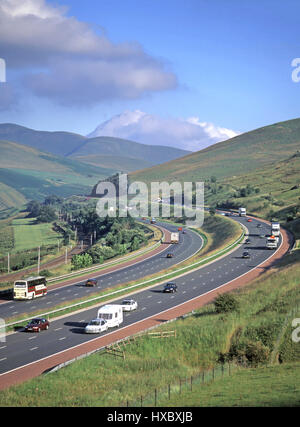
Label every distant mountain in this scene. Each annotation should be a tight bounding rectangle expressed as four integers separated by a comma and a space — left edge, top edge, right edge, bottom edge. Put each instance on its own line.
0, 123, 86, 157
71, 136, 190, 170
0, 123, 191, 173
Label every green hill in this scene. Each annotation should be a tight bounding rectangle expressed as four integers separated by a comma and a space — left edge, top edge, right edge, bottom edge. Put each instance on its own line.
0, 123, 191, 171
130, 117, 300, 183
205, 153, 300, 220
0, 139, 115, 213
0, 123, 85, 157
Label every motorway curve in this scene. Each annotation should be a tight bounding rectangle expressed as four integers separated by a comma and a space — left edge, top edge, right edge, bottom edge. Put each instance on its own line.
0, 215, 291, 389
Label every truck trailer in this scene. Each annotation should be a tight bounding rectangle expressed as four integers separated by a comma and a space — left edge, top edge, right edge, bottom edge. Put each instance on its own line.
170, 232, 179, 243
239, 207, 246, 216
271, 222, 280, 237
266, 236, 279, 250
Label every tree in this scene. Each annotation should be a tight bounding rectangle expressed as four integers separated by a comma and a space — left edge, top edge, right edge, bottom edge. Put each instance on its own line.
209, 206, 216, 216
71, 253, 93, 270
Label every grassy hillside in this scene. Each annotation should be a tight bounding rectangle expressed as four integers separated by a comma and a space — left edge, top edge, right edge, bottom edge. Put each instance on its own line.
0, 123, 190, 167
130, 117, 300, 184
73, 154, 153, 173
0, 139, 116, 211
71, 135, 190, 165
0, 123, 86, 157
206, 153, 300, 220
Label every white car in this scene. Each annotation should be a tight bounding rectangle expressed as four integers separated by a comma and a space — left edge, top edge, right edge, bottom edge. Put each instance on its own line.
84, 318, 108, 334
121, 299, 138, 312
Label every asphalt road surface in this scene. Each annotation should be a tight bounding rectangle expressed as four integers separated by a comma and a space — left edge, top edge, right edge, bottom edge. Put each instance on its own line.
0, 215, 281, 376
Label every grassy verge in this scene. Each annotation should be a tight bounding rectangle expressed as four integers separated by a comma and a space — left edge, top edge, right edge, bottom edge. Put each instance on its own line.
158, 362, 300, 407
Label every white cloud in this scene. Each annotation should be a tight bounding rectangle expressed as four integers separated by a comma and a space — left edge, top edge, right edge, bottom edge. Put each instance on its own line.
88, 110, 240, 151
0, 0, 177, 105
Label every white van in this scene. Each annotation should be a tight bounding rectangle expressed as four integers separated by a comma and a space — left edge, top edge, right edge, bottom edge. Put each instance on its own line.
97, 304, 123, 328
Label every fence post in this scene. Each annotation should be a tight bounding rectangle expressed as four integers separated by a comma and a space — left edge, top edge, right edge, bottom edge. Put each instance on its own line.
191, 375, 193, 391
154, 388, 157, 407
141, 395, 143, 407
168, 384, 171, 400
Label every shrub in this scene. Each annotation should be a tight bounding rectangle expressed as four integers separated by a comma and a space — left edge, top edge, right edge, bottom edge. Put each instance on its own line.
214, 293, 240, 313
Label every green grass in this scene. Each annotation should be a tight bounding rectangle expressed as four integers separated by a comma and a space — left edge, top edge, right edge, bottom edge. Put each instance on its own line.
11, 217, 62, 253
158, 362, 300, 407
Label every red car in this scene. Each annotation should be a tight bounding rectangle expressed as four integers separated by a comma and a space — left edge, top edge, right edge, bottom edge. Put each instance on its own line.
247, 218, 252, 222
25, 318, 49, 332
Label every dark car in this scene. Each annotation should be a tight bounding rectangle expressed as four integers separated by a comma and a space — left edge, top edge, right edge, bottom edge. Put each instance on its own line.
244, 238, 251, 244
166, 253, 174, 258
257, 223, 262, 228
25, 318, 49, 332
242, 251, 250, 259
163, 282, 177, 293
85, 278, 98, 287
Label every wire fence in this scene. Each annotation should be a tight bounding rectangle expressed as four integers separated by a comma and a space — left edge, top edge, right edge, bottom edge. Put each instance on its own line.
120, 362, 240, 407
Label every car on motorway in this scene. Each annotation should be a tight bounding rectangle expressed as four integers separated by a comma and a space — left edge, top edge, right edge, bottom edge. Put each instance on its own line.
257, 223, 262, 228
247, 218, 253, 222
85, 318, 108, 334
85, 278, 98, 287
25, 318, 49, 332
244, 238, 251, 244
242, 251, 250, 259
163, 282, 178, 293
166, 253, 174, 258
121, 299, 138, 311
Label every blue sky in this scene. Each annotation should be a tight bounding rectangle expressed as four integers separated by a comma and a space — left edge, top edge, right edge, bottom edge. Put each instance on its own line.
0, 0, 300, 151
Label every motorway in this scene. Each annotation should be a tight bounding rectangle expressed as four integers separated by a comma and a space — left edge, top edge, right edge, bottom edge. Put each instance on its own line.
0, 222, 202, 320
0, 214, 286, 383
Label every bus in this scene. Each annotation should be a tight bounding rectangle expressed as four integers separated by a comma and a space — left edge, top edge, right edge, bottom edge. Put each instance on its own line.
13, 276, 47, 300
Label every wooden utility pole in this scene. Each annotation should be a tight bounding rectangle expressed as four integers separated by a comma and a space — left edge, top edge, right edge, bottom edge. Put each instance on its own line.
37, 246, 40, 274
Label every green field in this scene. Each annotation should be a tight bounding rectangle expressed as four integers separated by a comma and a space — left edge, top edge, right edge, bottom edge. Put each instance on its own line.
158, 362, 300, 407
11, 217, 62, 253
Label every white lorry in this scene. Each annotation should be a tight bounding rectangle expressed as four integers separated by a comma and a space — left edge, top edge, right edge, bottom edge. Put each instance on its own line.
239, 207, 246, 216
97, 304, 123, 328
170, 232, 179, 244
266, 236, 279, 249
271, 222, 280, 237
